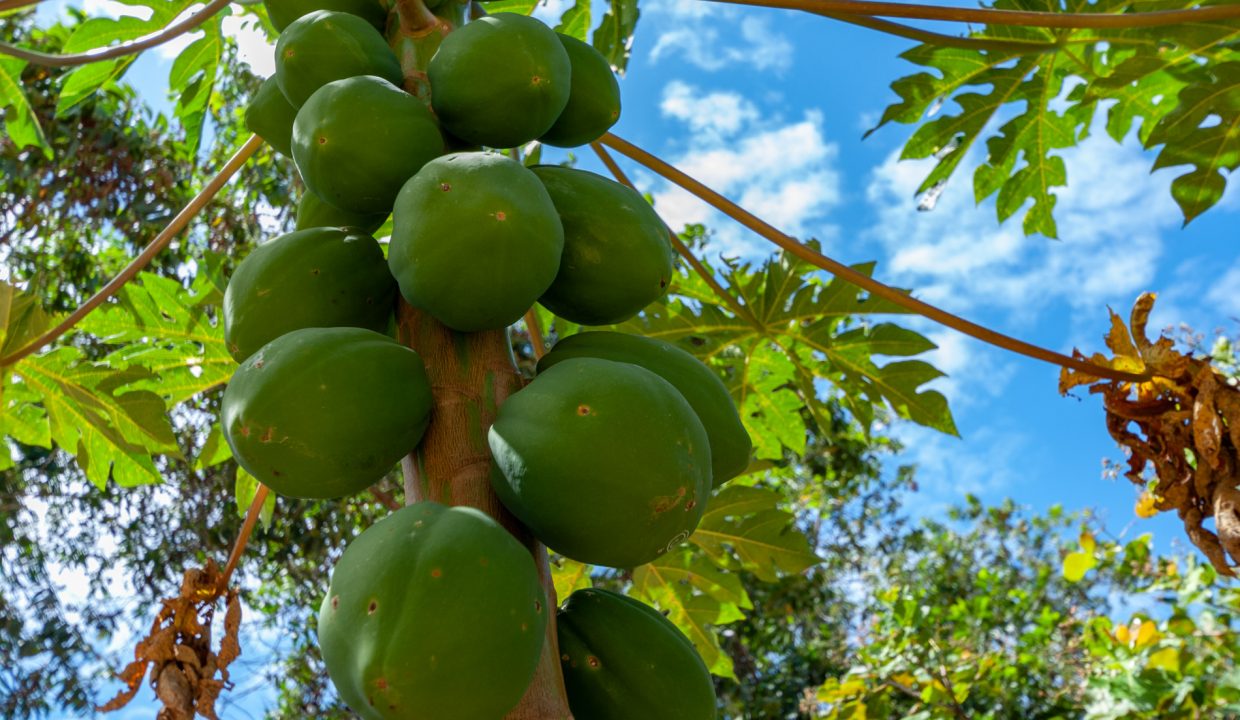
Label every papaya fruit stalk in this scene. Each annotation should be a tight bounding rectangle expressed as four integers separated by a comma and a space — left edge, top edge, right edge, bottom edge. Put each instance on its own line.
389, 1, 574, 717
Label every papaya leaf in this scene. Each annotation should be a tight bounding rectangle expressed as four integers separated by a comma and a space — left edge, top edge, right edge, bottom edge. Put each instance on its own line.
476, 0, 540, 15
873, 0, 1240, 233
235, 466, 276, 528
79, 272, 235, 405
551, 557, 593, 601
196, 422, 233, 470
55, 58, 135, 117
630, 549, 750, 678
592, 0, 638, 73
0, 57, 51, 158
168, 15, 224, 155
624, 243, 956, 461
0, 280, 55, 358
690, 485, 821, 582
15, 348, 178, 488
555, 0, 591, 42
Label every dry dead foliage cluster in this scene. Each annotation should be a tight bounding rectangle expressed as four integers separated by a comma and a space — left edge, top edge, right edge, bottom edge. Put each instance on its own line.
1061, 293, 1240, 576
98, 560, 243, 718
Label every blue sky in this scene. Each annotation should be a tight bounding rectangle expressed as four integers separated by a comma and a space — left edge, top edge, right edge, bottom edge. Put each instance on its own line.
30, 0, 1240, 715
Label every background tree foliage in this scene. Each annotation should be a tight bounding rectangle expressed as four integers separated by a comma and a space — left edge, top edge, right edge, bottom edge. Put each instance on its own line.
1, 0, 1239, 718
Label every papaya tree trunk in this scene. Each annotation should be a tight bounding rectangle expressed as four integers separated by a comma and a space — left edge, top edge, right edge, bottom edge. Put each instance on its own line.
396, 305, 573, 720
388, 3, 572, 714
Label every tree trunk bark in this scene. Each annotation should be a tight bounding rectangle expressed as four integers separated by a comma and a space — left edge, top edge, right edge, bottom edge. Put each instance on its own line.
397, 302, 573, 720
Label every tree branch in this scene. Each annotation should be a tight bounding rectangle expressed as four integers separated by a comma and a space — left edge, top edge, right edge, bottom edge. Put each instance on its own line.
0, 0, 42, 14
0, 0, 231, 67
217, 483, 270, 593
0, 134, 263, 368
524, 308, 547, 360
598, 132, 1152, 385
707, 0, 1240, 29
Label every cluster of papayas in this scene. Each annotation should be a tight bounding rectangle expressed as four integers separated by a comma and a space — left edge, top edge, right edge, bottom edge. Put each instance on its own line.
227, 2, 753, 717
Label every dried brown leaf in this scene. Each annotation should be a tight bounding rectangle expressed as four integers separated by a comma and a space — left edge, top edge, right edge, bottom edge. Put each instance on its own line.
217, 591, 242, 670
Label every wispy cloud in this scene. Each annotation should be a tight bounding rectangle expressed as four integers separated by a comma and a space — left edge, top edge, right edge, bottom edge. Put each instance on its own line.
646, 0, 792, 72
646, 81, 841, 258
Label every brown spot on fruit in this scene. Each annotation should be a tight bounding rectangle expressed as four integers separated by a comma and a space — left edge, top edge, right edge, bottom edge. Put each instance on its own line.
534, 600, 542, 613
520, 623, 528, 632
440, 182, 451, 192
260, 426, 275, 443
531, 75, 542, 85
495, 211, 507, 221
561, 654, 570, 662
430, 568, 442, 578
685, 499, 698, 511
577, 404, 591, 416
368, 600, 378, 614
318, 136, 327, 145
310, 268, 320, 275
375, 678, 388, 691
650, 486, 687, 513
331, 596, 339, 609
239, 426, 251, 438
587, 656, 600, 668
253, 360, 265, 369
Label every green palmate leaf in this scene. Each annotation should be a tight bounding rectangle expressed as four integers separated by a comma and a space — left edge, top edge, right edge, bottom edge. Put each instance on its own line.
555, 0, 591, 42
1147, 61, 1240, 224
56, 58, 135, 116
79, 272, 235, 405
592, 0, 638, 73
15, 348, 178, 488
630, 548, 750, 678
874, 0, 1240, 233
551, 557, 593, 601
0, 280, 55, 358
0, 57, 51, 158
690, 485, 821, 582
476, 0, 540, 15
235, 466, 277, 528
169, 15, 224, 155
624, 243, 956, 461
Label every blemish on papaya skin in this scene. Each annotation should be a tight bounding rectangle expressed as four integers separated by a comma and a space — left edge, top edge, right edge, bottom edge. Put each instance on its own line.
375, 678, 388, 691
368, 600, 378, 614
255, 288, 272, 297
495, 211, 507, 221
330, 596, 339, 610
259, 426, 276, 443
440, 182, 451, 192
650, 486, 687, 513
587, 656, 601, 668
430, 568, 442, 578
685, 499, 698, 511
577, 404, 591, 416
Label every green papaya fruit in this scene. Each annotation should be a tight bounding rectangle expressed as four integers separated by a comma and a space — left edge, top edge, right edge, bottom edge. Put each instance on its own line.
295, 189, 389, 234
557, 588, 716, 720
244, 76, 298, 156
265, 0, 387, 32
533, 166, 675, 325
293, 75, 444, 214
538, 332, 751, 485
275, 10, 403, 107
540, 34, 621, 148
318, 502, 547, 720
223, 228, 396, 362
489, 357, 711, 568
389, 152, 564, 331
428, 13, 571, 148
221, 327, 431, 499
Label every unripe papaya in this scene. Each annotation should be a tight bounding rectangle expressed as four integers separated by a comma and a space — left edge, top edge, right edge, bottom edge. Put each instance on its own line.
318, 502, 547, 720
275, 10, 403, 107
489, 357, 711, 568
557, 588, 716, 720
539, 332, 751, 485
295, 189, 389, 234
221, 327, 431, 499
540, 34, 621, 148
244, 76, 298, 157
428, 13, 571, 148
293, 75, 444, 214
223, 228, 396, 362
389, 152, 564, 331
264, 0, 387, 32
533, 166, 675, 325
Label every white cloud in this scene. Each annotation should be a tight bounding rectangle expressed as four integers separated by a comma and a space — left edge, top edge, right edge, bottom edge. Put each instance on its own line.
648, 2, 792, 73
646, 83, 842, 257
223, 14, 276, 77
81, 0, 151, 20
863, 132, 1176, 322
893, 423, 1030, 508
1206, 259, 1240, 320
660, 81, 759, 141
